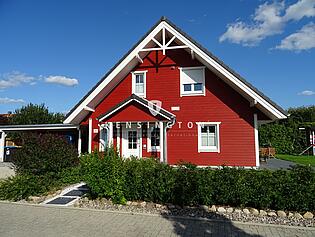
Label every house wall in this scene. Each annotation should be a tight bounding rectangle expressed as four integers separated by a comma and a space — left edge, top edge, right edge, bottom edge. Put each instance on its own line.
81, 49, 262, 166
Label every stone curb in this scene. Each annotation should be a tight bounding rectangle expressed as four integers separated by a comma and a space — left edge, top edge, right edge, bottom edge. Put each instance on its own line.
1, 200, 314, 231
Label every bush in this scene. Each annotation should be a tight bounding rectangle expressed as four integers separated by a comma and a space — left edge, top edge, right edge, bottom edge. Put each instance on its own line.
80, 151, 315, 212
13, 132, 79, 175
80, 149, 126, 204
0, 166, 83, 201
124, 158, 176, 203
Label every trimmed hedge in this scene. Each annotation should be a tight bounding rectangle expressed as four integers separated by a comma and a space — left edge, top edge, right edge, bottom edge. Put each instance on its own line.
81, 151, 315, 212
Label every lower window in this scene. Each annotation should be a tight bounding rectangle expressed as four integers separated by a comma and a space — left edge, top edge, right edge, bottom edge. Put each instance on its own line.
197, 122, 220, 152
147, 124, 160, 152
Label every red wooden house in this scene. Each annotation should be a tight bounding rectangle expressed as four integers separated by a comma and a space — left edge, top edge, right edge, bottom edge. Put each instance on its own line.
63, 17, 287, 167
0, 17, 287, 167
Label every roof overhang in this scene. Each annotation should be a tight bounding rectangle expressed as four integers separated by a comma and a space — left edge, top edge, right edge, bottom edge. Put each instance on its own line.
0, 124, 78, 132
64, 17, 287, 124
98, 94, 176, 122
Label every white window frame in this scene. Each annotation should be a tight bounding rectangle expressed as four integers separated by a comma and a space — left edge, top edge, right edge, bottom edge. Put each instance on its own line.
131, 70, 147, 97
179, 66, 205, 97
147, 123, 161, 152
197, 122, 221, 153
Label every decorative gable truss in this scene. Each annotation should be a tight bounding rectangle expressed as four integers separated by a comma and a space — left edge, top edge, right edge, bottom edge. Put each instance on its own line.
64, 17, 287, 124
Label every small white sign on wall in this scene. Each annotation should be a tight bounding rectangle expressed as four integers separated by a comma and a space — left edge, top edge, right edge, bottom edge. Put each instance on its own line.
93, 129, 99, 134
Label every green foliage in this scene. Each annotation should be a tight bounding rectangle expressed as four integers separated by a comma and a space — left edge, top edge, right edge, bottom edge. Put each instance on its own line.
124, 158, 176, 203
13, 133, 78, 175
80, 152, 315, 212
0, 166, 82, 201
10, 103, 64, 125
80, 149, 126, 204
259, 105, 315, 154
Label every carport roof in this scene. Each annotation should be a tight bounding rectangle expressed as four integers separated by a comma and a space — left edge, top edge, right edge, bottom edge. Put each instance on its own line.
0, 124, 78, 131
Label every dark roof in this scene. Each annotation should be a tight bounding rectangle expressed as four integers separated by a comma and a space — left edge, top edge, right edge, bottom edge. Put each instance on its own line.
0, 123, 78, 131
97, 94, 175, 121
65, 16, 287, 122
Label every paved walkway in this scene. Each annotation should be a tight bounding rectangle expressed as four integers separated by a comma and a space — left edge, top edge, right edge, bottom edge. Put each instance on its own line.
0, 202, 314, 237
0, 163, 15, 179
260, 158, 297, 170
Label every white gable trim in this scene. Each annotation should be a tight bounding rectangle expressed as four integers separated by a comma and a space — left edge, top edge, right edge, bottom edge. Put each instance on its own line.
64, 20, 286, 124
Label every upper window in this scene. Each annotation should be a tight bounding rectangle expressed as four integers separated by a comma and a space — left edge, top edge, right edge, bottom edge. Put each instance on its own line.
197, 122, 220, 152
179, 67, 205, 96
132, 71, 147, 97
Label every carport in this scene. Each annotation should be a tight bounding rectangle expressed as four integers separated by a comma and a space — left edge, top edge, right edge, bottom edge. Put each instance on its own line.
0, 124, 79, 162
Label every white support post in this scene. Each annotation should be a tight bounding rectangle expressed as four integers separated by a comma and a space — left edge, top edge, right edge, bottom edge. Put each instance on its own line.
117, 126, 120, 153
254, 114, 260, 167
0, 131, 5, 162
312, 130, 315, 156
77, 127, 82, 156
159, 121, 164, 162
88, 118, 92, 153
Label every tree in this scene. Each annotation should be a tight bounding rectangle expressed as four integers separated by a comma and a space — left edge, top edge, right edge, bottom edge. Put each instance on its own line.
10, 103, 65, 125
259, 105, 315, 154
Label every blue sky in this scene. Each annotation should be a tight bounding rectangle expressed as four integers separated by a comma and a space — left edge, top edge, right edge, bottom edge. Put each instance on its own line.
0, 0, 314, 114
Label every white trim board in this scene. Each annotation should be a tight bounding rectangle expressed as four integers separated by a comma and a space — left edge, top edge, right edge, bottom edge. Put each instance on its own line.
64, 19, 286, 124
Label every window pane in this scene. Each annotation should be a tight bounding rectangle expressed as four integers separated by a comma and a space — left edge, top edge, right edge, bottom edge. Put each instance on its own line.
151, 127, 160, 147
201, 134, 208, 146
194, 83, 203, 91
135, 84, 144, 94
183, 84, 192, 91
200, 125, 217, 147
135, 74, 144, 83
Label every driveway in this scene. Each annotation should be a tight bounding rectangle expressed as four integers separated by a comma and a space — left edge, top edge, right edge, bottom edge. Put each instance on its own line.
0, 202, 314, 237
259, 158, 297, 170
0, 162, 15, 179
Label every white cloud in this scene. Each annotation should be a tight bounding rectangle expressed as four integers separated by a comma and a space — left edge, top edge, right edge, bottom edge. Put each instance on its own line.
0, 71, 36, 89
0, 97, 25, 104
44, 75, 79, 86
284, 0, 315, 21
298, 90, 315, 96
220, 0, 315, 46
276, 22, 315, 51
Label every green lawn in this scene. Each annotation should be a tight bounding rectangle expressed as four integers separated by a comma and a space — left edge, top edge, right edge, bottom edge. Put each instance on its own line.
276, 154, 315, 167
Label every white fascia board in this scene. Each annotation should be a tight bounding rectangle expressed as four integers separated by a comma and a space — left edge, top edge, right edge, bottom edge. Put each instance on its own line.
98, 98, 175, 122
162, 22, 286, 120
0, 125, 79, 131
64, 23, 165, 124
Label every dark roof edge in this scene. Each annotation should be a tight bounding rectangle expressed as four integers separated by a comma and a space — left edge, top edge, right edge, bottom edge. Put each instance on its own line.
97, 94, 175, 121
65, 16, 287, 123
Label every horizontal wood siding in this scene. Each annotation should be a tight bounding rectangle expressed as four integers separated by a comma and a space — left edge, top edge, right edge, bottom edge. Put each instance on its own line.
82, 49, 258, 166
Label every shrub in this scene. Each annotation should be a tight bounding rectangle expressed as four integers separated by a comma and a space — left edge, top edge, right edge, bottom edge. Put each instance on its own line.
79, 151, 315, 211
13, 132, 78, 175
80, 149, 126, 204
0, 166, 83, 201
124, 158, 176, 203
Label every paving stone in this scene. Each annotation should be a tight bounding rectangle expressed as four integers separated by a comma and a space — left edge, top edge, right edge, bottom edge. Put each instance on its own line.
1, 202, 315, 237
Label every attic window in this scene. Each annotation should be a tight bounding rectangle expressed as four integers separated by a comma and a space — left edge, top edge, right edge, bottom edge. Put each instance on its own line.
132, 71, 147, 97
179, 67, 205, 96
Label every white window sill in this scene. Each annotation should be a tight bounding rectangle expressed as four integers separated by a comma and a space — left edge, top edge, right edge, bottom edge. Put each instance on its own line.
180, 92, 205, 97
198, 147, 220, 153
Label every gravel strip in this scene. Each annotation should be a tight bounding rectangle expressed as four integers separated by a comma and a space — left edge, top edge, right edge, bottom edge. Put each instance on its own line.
74, 198, 315, 228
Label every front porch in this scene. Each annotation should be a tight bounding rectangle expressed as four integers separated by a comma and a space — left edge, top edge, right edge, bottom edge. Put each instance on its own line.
99, 121, 167, 161
93, 94, 176, 162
